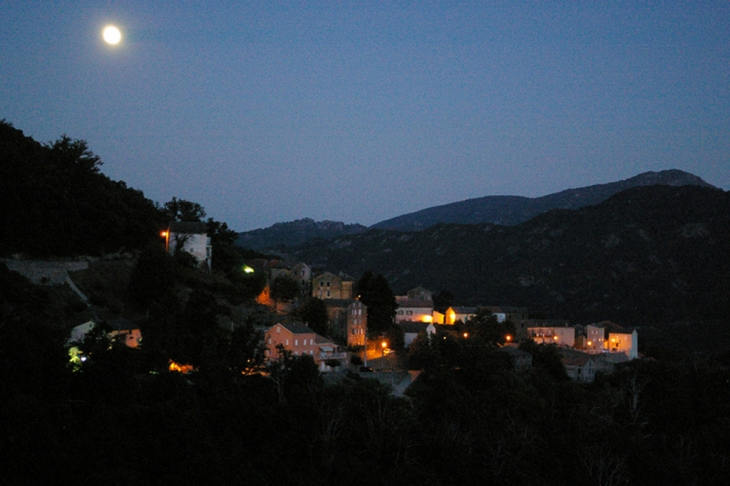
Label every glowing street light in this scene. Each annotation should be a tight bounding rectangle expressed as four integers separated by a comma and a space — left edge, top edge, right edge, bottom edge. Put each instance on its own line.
160, 230, 169, 252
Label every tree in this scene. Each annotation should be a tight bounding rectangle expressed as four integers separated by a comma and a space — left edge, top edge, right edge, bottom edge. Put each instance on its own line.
432, 290, 455, 314
228, 321, 266, 375
356, 271, 397, 337
463, 309, 514, 347
46, 135, 102, 173
128, 245, 176, 308
162, 197, 206, 222
270, 275, 300, 304
291, 297, 329, 336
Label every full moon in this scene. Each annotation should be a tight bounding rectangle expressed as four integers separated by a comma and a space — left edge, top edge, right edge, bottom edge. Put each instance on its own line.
103, 25, 122, 45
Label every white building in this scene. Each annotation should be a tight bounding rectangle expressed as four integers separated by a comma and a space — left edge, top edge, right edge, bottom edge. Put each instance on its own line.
165, 221, 212, 271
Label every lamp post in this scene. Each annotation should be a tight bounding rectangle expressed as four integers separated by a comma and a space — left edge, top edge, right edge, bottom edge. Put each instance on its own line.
160, 230, 169, 252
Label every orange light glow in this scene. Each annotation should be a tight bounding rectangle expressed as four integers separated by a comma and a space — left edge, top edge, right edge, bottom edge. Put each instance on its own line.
381, 341, 387, 348
169, 361, 194, 374
505, 335, 512, 342
160, 231, 168, 237
553, 335, 559, 340
463, 332, 469, 339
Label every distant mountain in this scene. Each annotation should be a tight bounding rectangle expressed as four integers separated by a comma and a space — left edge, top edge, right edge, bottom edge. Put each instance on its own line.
287, 185, 730, 349
237, 218, 368, 251
371, 170, 715, 231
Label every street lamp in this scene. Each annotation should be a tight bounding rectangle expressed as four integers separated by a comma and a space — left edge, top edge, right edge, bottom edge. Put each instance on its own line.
160, 230, 169, 252
381, 340, 387, 357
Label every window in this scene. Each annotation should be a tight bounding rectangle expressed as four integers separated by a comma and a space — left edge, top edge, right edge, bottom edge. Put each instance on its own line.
326, 281, 330, 287
295, 339, 298, 346
285, 339, 289, 345
310, 339, 314, 345
276, 327, 280, 334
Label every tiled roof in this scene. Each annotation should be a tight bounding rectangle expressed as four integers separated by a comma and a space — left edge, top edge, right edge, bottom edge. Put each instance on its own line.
279, 321, 315, 334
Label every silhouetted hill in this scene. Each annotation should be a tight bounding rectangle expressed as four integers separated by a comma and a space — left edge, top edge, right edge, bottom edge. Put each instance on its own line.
0, 120, 164, 256
287, 185, 730, 344
371, 170, 715, 231
237, 218, 368, 251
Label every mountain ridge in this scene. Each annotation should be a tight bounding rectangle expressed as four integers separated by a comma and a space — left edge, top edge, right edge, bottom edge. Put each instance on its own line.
237, 170, 715, 250
284, 185, 730, 349
371, 169, 715, 231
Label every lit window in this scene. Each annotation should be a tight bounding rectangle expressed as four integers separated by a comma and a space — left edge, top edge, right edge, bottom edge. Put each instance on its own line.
295, 339, 298, 346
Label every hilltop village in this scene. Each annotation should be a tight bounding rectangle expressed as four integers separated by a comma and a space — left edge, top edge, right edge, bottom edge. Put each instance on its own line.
231, 216, 640, 384
250, 259, 638, 384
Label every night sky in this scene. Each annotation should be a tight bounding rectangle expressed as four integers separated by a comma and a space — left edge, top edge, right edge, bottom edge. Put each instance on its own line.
2, 1, 728, 231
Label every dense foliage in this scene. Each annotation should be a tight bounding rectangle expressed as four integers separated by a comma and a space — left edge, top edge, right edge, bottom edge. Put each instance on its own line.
0, 120, 165, 256
3, 259, 730, 485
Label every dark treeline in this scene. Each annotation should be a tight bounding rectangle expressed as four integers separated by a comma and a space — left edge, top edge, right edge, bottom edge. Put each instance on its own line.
3, 261, 730, 485
0, 120, 165, 256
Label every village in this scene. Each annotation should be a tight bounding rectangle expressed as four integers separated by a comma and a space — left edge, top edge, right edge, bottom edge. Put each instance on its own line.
8, 221, 639, 387
251, 259, 639, 384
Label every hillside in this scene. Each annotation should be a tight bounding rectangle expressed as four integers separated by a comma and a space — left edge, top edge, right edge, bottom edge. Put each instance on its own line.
237, 218, 368, 251
371, 169, 714, 231
0, 120, 164, 256
287, 185, 730, 347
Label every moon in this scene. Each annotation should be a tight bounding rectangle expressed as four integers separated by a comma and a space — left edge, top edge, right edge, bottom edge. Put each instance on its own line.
103, 25, 122, 45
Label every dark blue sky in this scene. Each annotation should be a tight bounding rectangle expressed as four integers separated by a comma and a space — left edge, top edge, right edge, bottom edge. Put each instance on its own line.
2, 1, 728, 231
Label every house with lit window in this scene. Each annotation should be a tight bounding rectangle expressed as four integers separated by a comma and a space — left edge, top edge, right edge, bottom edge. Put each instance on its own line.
164, 221, 212, 271
312, 272, 354, 300
264, 321, 346, 371
526, 325, 575, 347
395, 299, 434, 323
607, 329, 638, 359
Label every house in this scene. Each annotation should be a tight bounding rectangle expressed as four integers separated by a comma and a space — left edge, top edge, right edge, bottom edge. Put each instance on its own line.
108, 318, 142, 348
482, 306, 529, 324
312, 272, 354, 300
165, 221, 212, 271
499, 344, 533, 372
436, 306, 478, 325
607, 329, 638, 360
405, 286, 433, 301
290, 262, 312, 292
561, 350, 597, 383
398, 321, 436, 348
519, 319, 570, 342
395, 299, 434, 323
264, 321, 346, 372
582, 322, 638, 360
67, 320, 141, 349
527, 325, 575, 347
346, 300, 367, 348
